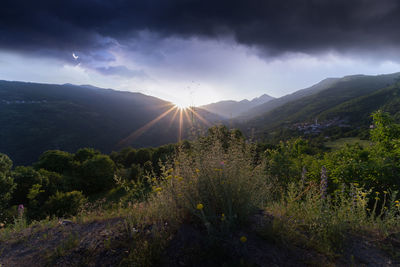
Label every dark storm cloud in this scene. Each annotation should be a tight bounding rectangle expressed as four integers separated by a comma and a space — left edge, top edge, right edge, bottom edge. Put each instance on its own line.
1, 0, 400, 56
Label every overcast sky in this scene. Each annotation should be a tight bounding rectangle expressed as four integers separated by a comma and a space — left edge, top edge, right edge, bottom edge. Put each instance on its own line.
1, 0, 400, 106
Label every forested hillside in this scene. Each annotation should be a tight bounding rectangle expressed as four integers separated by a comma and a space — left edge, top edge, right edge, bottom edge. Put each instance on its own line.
0, 81, 222, 165
240, 73, 400, 141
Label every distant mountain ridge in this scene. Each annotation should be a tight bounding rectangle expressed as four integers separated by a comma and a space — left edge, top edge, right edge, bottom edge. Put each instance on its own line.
237, 77, 340, 120
0, 80, 223, 165
201, 93, 274, 118
239, 72, 400, 140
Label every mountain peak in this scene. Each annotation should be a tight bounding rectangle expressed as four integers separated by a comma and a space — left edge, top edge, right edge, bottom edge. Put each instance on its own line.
201, 93, 275, 118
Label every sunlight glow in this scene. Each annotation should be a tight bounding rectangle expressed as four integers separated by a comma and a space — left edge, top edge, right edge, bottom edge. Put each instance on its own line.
173, 99, 192, 109
117, 104, 212, 147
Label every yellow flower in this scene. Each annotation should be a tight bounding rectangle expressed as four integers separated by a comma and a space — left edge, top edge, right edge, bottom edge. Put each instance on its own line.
395, 200, 399, 204
375, 197, 380, 201
196, 203, 204, 210
353, 183, 359, 186
214, 168, 222, 172
178, 193, 183, 198
221, 213, 225, 221
396, 204, 400, 207
195, 168, 200, 173
166, 175, 172, 180
361, 193, 367, 197
154, 187, 162, 193
383, 191, 388, 194
376, 192, 380, 195
178, 176, 183, 181
167, 168, 173, 173
240, 236, 247, 243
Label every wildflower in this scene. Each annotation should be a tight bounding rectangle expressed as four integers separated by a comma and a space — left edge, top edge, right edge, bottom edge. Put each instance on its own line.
221, 213, 225, 221
152, 178, 157, 182
376, 192, 380, 195
18, 204, 24, 218
154, 187, 162, 193
167, 168, 173, 173
220, 161, 225, 166
195, 168, 200, 173
177, 193, 183, 198
361, 193, 367, 197
196, 203, 204, 210
214, 168, 222, 172
383, 191, 388, 194
175, 161, 180, 165
166, 175, 172, 180
240, 236, 247, 243
396, 204, 400, 207
353, 183, 359, 186
375, 197, 380, 201
395, 200, 399, 204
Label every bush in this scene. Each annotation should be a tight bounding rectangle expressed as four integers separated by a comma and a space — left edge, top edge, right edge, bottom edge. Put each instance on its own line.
78, 155, 116, 194
35, 150, 76, 174
0, 153, 15, 222
267, 181, 400, 255
74, 148, 100, 163
150, 128, 270, 234
44, 191, 87, 218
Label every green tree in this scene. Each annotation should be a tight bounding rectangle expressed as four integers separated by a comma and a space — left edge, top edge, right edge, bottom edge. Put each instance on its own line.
44, 191, 87, 218
74, 148, 100, 163
79, 155, 116, 194
0, 154, 16, 220
11, 166, 43, 205
35, 150, 75, 174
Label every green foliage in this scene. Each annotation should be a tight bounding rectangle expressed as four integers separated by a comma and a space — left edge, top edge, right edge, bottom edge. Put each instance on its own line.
78, 155, 116, 194
11, 166, 44, 205
151, 127, 269, 234
74, 148, 100, 163
44, 191, 87, 218
264, 138, 316, 189
268, 181, 400, 255
35, 150, 75, 174
370, 110, 400, 149
0, 153, 16, 221
0, 153, 13, 173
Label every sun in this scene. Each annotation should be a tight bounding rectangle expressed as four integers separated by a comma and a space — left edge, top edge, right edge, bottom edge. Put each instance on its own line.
173, 100, 191, 109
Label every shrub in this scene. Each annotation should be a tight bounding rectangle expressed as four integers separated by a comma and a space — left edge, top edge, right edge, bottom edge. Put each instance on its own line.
78, 155, 116, 194
267, 181, 400, 255
44, 191, 87, 218
150, 128, 270, 234
74, 147, 100, 163
34, 150, 76, 174
0, 154, 15, 222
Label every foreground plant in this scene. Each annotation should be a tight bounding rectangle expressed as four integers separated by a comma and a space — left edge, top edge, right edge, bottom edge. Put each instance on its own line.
151, 127, 271, 235
267, 180, 400, 255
